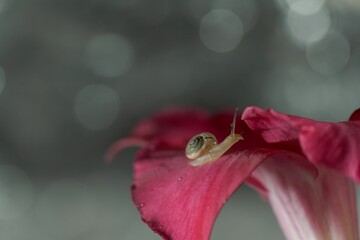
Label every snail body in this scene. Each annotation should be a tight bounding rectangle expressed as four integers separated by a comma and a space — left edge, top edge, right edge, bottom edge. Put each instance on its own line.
185, 108, 243, 166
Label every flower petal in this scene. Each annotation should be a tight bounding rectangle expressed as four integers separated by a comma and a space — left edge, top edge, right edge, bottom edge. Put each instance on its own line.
118, 108, 277, 239
131, 108, 212, 145
132, 146, 276, 240
243, 106, 360, 184
299, 121, 360, 183
250, 154, 359, 240
113, 107, 360, 239
350, 108, 360, 121
106, 138, 147, 162
109, 108, 256, 161
242, 106, 315, 144
107, 108, 215, 162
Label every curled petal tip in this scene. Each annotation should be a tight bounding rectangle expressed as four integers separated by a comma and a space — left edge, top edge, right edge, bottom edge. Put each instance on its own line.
105, 138, 147, 163
241, 106, 262, 120
350, 108, 360, 121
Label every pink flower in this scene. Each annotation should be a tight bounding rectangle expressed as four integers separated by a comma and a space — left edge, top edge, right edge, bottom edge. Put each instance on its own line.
108, 107, 360, 240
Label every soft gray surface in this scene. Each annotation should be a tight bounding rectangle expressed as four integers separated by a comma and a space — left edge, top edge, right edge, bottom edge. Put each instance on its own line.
0, 0, 359, 239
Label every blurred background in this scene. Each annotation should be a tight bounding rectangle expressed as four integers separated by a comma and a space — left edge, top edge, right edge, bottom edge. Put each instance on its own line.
0, 0, 359, 239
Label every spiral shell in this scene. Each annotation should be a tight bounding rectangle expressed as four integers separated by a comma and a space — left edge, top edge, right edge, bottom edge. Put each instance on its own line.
185, 108, 243, 166
185, 132, 217, 159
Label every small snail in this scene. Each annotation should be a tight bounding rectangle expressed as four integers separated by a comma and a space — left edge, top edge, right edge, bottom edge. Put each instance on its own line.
185, 108, 244, 166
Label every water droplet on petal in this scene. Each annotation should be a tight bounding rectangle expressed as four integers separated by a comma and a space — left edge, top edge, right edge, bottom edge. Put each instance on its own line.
137, 203, 145, 208
177, 176, 183, 181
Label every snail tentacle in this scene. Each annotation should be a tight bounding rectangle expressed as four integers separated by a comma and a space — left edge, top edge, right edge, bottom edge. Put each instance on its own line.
185, 108, 243, 166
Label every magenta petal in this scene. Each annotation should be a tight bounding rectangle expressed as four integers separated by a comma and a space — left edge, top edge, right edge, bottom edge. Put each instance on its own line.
350, 108, 360, 121
299, 121, 360, 183
242, 106, 315, 143
116, 108, 271, 239
114, 107, 360, 239
132, 147, 275, 240
132, 108, 212, 145
250, 155, 359, 240
106, 138, 148, 162
243, 106, 360, 184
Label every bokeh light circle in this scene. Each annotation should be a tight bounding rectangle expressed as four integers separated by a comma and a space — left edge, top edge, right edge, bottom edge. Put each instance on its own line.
74, 84, 120, 131
289, 0, 326, 15
306, 31, 350, 75
211, 0, 258, 32
199, 9, 244, 53
286, 6, 331, 45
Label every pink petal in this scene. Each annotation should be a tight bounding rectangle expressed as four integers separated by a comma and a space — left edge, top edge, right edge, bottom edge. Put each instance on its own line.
299, 121, 360, 184
107, 108, 215, 163
120, 108, 278, 239
242, 106, 315, 144
106, 138, 147, 162
243, 106, 360, 184
350, 108, 360, 121
250, 155, 359, 240
132, 145, 277, 240
109, 108, 253, 160
132, 108, 212, 145
114, 107, 360, 239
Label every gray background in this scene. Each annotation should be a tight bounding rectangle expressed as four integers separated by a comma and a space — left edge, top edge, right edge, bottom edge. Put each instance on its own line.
0, 0, 359, 239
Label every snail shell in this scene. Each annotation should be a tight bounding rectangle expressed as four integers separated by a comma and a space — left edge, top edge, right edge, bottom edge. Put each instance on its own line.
185, 132, 217, 160
185, 108, 243, 166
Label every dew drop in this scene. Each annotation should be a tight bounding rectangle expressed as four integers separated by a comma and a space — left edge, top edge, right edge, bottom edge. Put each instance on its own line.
177, 176, 183, 181
137, 203, 145, 208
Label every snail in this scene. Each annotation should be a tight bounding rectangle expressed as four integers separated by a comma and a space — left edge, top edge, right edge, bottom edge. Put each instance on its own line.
185, 108, 244, 166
